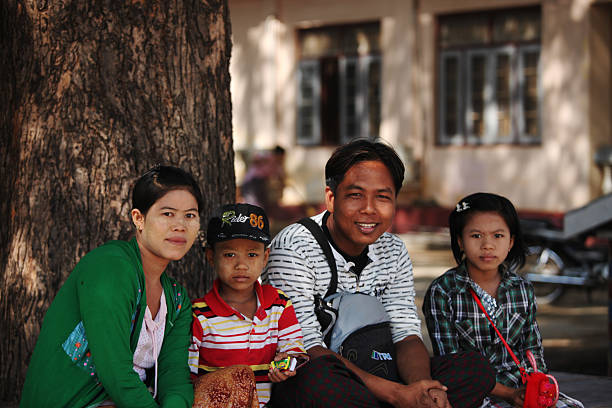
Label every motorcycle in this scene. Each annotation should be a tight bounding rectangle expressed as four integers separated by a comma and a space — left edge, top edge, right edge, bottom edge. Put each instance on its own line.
518, 194, 612, 304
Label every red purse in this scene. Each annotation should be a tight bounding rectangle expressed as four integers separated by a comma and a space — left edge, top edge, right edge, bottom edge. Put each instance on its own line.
469, 288, 559, 408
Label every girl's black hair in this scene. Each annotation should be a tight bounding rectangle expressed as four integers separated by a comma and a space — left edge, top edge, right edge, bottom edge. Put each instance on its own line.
132, 165, 204, 215
325, 138, 405, 195
449, 192, 527, 271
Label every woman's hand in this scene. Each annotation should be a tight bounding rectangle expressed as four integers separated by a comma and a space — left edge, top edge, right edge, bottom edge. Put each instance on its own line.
268, 352, 297, 383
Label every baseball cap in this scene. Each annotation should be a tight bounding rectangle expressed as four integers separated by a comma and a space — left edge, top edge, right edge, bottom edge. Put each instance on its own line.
206, 203, 271, 247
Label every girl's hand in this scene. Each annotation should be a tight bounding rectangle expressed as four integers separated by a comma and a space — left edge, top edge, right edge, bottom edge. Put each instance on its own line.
508, 386, 525, 408
268, 352, 297, 383
490, 382, 525, 408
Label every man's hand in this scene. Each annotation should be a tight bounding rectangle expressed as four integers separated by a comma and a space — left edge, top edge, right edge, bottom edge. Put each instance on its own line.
389, 379, 448, 408
428, 387, 451, 408
308, 345, 450, 408
391, 336, 452, 407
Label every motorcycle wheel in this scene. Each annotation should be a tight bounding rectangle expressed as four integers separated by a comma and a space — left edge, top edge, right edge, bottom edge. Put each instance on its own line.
519, 246, 565, 304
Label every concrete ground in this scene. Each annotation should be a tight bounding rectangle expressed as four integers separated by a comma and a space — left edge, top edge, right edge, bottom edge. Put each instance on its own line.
402, 231, 612, 407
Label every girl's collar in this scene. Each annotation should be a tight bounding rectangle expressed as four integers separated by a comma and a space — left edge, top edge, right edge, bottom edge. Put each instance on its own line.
455, 260, 523, 292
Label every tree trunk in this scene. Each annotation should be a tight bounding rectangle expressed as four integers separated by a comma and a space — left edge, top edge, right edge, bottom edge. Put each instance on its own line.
0, 0, 234, 402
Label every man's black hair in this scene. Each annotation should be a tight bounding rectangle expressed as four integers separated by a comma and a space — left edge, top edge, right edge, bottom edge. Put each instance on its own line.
325, 139, 405, 195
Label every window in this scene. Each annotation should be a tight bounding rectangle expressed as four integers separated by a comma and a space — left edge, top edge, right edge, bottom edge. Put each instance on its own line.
437, 8, 541, 145
297, 23, 381, 145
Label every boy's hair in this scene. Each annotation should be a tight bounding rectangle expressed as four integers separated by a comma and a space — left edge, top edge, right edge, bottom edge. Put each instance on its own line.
206, 203, 271, 248
449, 192, 527, 271
325, 138, 405, 195
132, 165, 203, 215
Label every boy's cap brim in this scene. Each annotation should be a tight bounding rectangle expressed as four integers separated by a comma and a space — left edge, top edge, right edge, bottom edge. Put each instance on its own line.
209, 231, 271, 246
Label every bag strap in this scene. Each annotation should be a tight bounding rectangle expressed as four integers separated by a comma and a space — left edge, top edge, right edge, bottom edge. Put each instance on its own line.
298, 217, 338, 298
468, 288, 528, 383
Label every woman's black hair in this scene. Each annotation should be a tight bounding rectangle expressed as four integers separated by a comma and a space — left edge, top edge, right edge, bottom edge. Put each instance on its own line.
449, 192, 527, 271
325, 138, 405, 195
132, 165, 204, 215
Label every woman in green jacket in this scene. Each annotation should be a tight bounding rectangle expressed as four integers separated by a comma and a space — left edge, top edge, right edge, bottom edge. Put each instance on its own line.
21, 165, 202, 408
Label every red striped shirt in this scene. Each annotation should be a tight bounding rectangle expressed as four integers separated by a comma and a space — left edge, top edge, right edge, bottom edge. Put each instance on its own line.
189, 279, 305, 406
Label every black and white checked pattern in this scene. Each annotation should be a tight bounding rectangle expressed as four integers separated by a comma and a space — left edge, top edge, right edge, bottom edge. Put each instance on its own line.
423, 264, 583, 408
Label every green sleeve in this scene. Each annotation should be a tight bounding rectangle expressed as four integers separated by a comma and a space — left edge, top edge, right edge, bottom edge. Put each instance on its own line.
423, 283, 461, 355
156, 289, 194, 407
77, 252, 158, 408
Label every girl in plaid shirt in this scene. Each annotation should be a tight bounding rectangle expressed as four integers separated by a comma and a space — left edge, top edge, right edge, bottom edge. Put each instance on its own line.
423, 193, 583, 408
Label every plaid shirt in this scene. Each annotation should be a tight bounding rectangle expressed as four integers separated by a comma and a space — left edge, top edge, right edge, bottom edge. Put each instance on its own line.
423, 262, 546, 388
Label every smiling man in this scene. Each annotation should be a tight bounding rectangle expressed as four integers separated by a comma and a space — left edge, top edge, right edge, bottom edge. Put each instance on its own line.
263, 139, 495, 408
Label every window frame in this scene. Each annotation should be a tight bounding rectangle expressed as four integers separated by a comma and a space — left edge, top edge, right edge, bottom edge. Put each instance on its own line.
296, 59, 322, 145
436, 8, 542, 146
438, 50, 463, 145
339, 54, 382, 143
465, 48, 493, 144
491, 46, 516, 143
516, 44, 542, 143
296, 22, 382, 146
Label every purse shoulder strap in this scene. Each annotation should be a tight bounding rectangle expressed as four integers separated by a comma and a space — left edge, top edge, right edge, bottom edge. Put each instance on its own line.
468, 287, 528, 382
298, 217, 338, 298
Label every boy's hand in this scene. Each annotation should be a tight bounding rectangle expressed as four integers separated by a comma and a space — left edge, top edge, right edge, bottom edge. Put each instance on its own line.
268, 352, 297, 383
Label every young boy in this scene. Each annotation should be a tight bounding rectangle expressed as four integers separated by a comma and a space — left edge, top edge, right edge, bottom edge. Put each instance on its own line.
188, 203, 306, 407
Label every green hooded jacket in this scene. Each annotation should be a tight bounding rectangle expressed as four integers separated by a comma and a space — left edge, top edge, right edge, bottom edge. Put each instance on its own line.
20, 238, 194, 408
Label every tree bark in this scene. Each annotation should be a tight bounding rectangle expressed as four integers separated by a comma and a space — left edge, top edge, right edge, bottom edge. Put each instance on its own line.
0, 0, 234, 402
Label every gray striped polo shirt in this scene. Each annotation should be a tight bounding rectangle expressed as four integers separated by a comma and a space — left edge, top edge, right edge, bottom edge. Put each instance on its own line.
262, 212, 422, 350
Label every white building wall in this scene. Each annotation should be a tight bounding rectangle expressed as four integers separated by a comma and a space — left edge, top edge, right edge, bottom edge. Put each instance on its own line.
229, 0, 608, 212
419, 0, 595, 212
229, 0, 419, 205
230, 0, 277, 151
